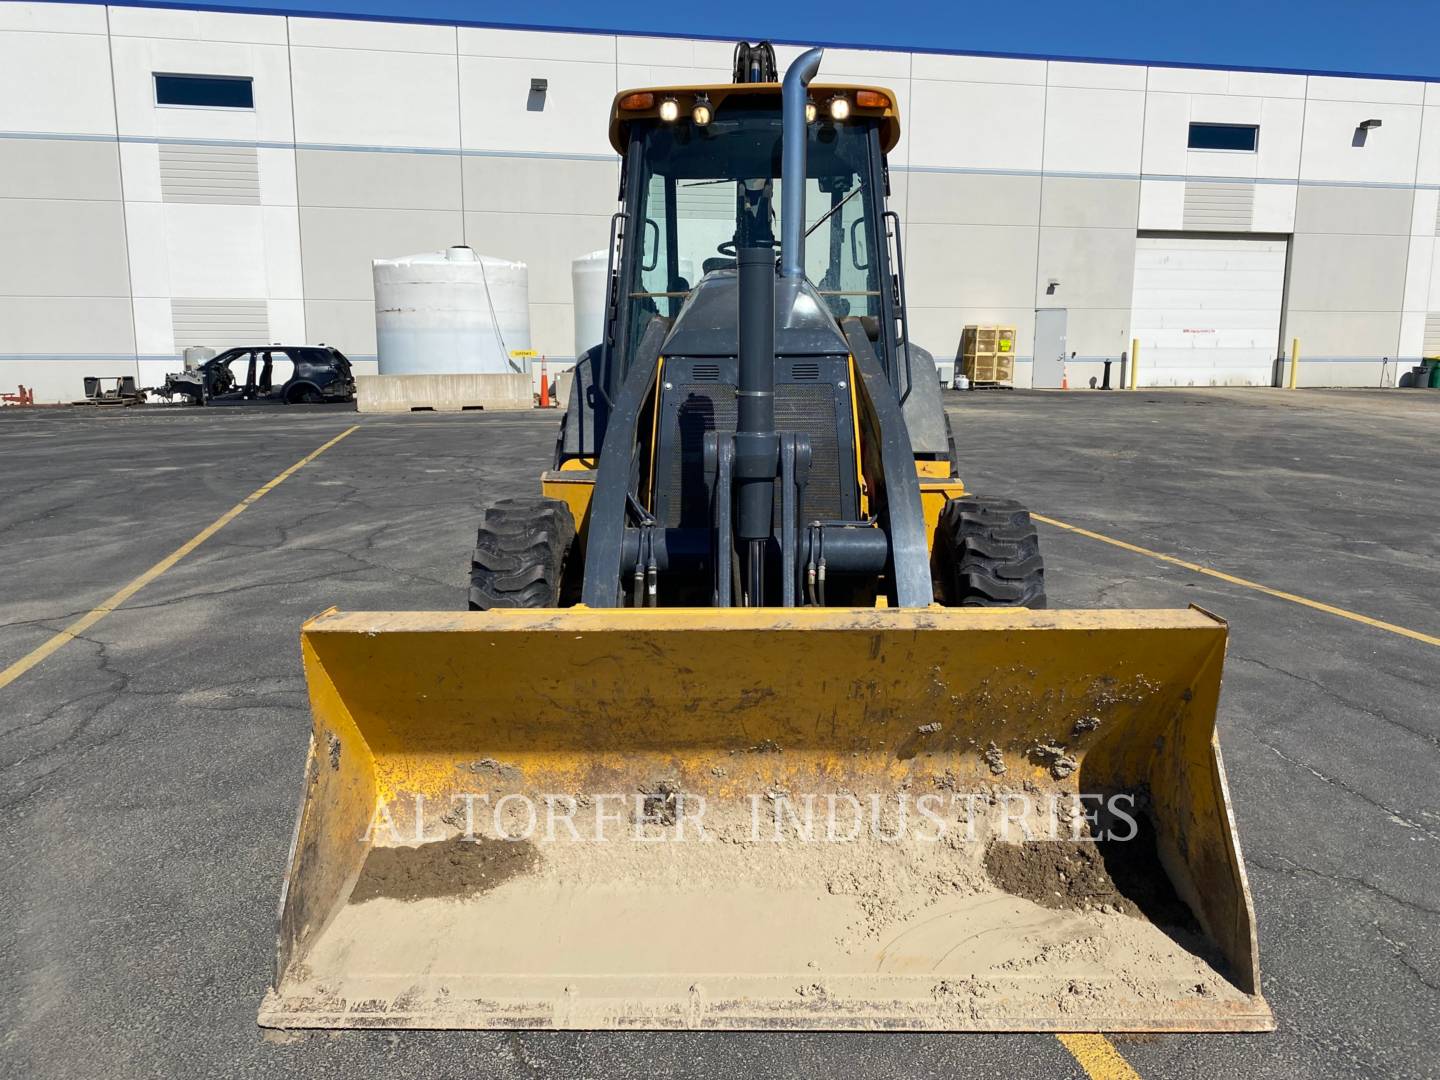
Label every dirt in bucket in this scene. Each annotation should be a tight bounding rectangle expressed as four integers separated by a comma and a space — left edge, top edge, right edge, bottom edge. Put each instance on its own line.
349, 836, 540, 904
982, 816, 1199, 931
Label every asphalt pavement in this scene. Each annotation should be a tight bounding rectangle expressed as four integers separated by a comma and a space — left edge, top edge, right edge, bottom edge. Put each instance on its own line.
1, 388, 1436, 1079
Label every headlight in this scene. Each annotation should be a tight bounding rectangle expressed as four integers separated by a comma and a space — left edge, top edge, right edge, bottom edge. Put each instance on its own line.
828, 95, 850, 121
692, 95, 712, 126
659, 98, 680, 123
805, 99, 817, 123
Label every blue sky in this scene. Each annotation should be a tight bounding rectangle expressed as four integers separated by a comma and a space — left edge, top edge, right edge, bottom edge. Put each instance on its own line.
100, 0, 1440, 79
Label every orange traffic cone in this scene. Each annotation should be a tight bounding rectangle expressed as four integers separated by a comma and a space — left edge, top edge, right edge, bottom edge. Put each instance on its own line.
1061, 363, 1069, 391
538, 358, 551, 409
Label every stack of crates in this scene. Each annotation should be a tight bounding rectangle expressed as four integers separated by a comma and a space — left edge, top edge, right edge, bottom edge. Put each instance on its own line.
959, 325, 1016, 388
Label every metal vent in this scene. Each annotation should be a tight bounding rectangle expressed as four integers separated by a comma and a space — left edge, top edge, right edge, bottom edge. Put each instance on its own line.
1424, 313, 1440, 357
159, 143, 260, 205
171, 298, 269, 349
791, 362, 820, 380
693, 363, 721, 381
1182, 182, 1254, 230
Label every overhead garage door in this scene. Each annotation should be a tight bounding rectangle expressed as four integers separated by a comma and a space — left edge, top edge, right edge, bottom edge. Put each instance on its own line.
1130, 235, 1288, 386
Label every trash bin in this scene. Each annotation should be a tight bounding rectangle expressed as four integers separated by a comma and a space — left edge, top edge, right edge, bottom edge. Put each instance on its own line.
1426, 358, 1440, 389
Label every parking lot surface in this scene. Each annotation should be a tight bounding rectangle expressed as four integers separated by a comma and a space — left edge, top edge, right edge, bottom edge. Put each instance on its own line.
2, 388, 1437, 1079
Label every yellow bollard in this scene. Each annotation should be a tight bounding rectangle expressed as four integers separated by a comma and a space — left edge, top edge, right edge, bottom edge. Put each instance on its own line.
1288, 338, 1301, 389
1129, 338, 1140, 389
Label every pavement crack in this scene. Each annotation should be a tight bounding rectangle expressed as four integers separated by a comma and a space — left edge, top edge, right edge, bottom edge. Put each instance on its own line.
1247, 852, 1440, 919
1232, 653, 1440, 753
1242, 730, 1440, 844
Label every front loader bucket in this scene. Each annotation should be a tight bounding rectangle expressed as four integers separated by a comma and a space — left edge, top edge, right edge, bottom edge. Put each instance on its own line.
260, 606, 1272, 1032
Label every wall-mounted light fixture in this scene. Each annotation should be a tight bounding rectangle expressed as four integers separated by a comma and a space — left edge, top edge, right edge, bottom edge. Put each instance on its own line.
1046, 278, 1060, 295
527, 77, 548, 112
1353, 116, 1382, 146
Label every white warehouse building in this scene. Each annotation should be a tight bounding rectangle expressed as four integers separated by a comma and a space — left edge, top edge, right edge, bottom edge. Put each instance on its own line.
2, 1, 1439, 401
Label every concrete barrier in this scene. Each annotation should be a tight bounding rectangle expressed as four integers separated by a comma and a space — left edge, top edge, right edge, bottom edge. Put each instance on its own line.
355, 373, 533, 413
554, 368, 575, 410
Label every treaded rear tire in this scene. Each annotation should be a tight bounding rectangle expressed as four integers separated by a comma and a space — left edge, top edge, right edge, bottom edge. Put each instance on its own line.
468, 496, 576, 610
933, 495, 1047, 608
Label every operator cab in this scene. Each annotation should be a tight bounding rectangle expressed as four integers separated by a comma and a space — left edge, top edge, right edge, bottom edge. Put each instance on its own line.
604, 84, 908, 399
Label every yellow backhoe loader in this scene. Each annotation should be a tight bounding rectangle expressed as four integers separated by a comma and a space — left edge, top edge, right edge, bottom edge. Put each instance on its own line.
260, 42, 1272, 1032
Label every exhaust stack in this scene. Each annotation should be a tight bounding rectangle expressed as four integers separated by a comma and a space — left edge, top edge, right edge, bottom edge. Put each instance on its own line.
780, 48, 823, 280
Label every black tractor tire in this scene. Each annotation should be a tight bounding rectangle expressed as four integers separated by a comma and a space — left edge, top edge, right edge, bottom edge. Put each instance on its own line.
933, 495, 1047, 608
468, 496, 576, 610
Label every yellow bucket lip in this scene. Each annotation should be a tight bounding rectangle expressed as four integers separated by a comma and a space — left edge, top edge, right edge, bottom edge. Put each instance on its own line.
303, 605, 1227, 635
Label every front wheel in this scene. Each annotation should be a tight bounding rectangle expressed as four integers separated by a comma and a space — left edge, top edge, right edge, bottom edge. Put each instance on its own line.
933, 495, 1047, 608
468, 497, 576, 610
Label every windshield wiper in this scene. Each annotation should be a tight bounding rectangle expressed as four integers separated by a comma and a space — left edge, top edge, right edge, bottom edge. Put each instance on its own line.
804, 185, 862, 239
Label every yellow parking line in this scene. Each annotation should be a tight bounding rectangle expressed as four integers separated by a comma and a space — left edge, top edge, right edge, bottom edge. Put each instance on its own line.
1058, 1034, 1143, 1079
0, 424, 359, 692
1032, 513, 1440, 649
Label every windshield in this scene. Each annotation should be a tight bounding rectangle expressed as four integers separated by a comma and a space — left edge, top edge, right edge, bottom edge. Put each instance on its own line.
628, 103, 882, 326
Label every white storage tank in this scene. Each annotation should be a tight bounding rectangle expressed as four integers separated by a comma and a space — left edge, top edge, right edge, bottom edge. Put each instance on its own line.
571, 249, 695, 359
571, 250, 609, 361
374, 246, 531, 375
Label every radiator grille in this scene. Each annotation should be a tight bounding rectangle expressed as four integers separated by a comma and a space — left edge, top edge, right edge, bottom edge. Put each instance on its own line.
776, 383, 842, 523
659, 382, 844, 528
666, 385, 736, 528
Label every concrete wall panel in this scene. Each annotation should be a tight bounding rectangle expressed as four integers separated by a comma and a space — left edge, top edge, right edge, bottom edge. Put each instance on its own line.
290, 41, 459, 149
1288, 232, 1410, 312
0, 199, 131, 296
462, 156, 618, 217
0, 28, 115, 135
904, 224, 1038, 309
1299, 100, 1424, 185
908, 79, 1045, 171
904, 171, 1041, 226
459, 55, 615, 156
1042, 86, 1144, 175
1034, 226, 1138, 309
0, 297, 135, 354
110, 35, 294, 143
1039, 177, 1139, 229
0, 138, 122, 200
297, 148, 461, 211
304, 298, 377, 355
300, 207, 465, 300
108, 7, 286, 45
1295, 184, 1416, 235
460, 209, 611, 306
1284, 309, 1403, 359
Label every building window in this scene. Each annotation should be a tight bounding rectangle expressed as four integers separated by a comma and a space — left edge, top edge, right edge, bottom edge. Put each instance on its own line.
1188, 123, 1259, 152
154, 73, 254, 109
